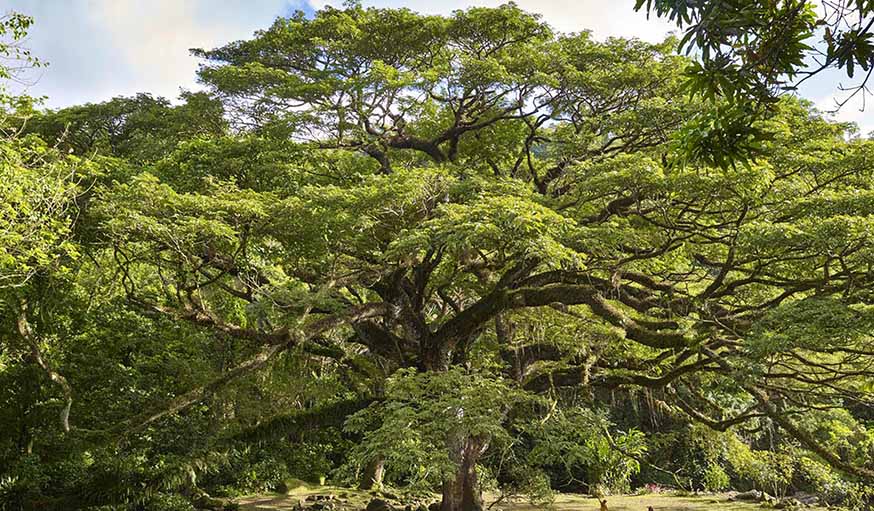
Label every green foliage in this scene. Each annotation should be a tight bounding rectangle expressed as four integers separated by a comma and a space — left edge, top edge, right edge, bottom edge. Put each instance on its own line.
525, 407, 646, 494
798, 457, 874, 510
483, 464, 555, 507
634, 0, 874, 167
142, 493, 197, 511
345, 368, 531, 492
750, 298, 874, 356
0, 134, 88, 290
20, 92, 226, 162
152, 136, 307, 194
667, 104, 770, 169
724, 438, 795, 498
701, 464, 730, 492
794, 409, 874, 472
195, 1, 688, 178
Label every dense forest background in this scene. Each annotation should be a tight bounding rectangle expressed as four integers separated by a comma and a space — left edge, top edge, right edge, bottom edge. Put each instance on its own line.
1, 2, 874, 511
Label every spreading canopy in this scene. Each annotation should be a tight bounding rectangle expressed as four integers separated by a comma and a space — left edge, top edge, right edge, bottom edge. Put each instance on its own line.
91, 3, 874, 487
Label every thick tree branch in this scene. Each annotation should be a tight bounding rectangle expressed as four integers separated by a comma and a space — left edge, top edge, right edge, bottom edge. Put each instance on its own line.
435, 284, 689, 351
17, 298, 73, 433
109, 302, 387, 437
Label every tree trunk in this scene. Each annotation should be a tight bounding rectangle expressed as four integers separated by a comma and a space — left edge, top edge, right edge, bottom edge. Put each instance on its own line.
360, 455, 385, 490
441, 435, 487, 511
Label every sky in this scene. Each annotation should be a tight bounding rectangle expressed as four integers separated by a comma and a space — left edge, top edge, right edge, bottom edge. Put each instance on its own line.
4, 0, 873, 133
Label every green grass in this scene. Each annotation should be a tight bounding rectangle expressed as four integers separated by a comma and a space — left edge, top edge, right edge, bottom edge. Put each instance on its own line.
509, 493, 782, 511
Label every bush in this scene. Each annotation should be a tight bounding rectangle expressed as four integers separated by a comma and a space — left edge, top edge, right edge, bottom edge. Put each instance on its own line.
702, 464, 730, 492
526, 407, 646, 494
483, 464, 554, 507
144, 493, 196, 511
725, 437, 794, 497
205, 441, 338, 496
798, 457, 874, 510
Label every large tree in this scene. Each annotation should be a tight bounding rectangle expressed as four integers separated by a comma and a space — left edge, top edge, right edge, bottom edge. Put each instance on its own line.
80, 4, 874, 511
3, 4, 874, 511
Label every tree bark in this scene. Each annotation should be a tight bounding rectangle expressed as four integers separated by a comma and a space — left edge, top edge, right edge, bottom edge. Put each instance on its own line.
441, 435, 487, 511
360, 455, 385, 490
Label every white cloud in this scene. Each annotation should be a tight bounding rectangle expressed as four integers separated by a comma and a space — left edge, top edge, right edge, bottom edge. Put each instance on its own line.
86, 1, 220, 96
815, 90, 874, 137
5, 0, 298, 108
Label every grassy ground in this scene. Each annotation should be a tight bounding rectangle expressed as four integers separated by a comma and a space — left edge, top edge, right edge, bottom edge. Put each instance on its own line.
509, 493, 781, 511
237, 484, 371, 511
236, 486, 823, 511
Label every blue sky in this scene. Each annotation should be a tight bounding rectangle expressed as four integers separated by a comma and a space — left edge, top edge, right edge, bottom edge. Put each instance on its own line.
4, 0, 873, 132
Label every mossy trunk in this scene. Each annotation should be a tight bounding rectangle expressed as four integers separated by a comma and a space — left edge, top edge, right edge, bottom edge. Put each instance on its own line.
441, 435, 486, 511
361, 455, 385, 490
